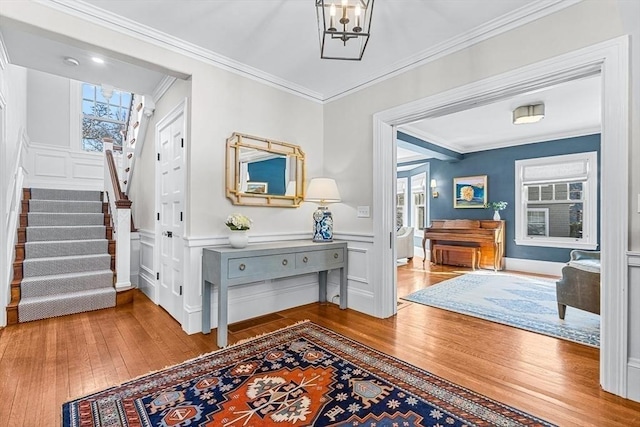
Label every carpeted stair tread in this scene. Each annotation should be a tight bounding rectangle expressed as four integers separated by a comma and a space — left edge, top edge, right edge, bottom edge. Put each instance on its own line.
18, 287, 116, 323
23, 253, 111, 277
27, 212, 105, 226
20, 270, 113, 298
17, 187, 115, 323
28, 199, 103, 213
26, 225, 106, 242
25, 239, 108, 259
30, 188, 102, 202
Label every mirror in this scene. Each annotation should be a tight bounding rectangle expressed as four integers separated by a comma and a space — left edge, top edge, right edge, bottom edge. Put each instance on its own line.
226, 132, 306, 207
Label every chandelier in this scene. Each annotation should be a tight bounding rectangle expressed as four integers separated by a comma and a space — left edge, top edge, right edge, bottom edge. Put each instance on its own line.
316, 0, 374, 60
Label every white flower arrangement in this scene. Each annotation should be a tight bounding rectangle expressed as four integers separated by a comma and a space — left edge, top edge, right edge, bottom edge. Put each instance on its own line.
485, 201, 508, 211
225, 213, 252, 231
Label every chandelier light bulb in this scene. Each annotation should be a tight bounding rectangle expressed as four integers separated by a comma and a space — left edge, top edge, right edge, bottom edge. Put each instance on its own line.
340, 0, 349, 25
329, 3, 337, 31
354, 3, 362, 31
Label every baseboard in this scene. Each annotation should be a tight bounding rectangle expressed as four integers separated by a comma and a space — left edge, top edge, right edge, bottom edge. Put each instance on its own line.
627, 358, 640, 402
505, 257, 564, 277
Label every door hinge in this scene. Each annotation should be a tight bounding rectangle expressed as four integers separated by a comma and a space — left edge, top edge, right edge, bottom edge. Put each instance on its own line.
179, 285, 183, 296
157, 212, 160, 221
180, 212, 183, 221
157, 153, 160, 161
156, 272, 159, 280
181, 138, 184, 148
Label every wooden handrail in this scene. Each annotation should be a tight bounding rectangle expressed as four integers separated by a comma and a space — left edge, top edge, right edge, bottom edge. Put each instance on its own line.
106, 150, 132, 209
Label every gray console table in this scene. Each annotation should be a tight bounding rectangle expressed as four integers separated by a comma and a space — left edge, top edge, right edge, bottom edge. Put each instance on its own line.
202, 240, 348, 347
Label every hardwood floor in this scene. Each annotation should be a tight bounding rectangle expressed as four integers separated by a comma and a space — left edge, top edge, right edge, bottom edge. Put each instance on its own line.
1, 258, 639, 426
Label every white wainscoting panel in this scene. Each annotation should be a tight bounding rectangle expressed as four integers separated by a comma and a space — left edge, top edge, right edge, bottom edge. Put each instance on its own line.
25, 142, 104, 190
130, 231, 140, 288
627, 251, 640, 402
138, 230, 157, 302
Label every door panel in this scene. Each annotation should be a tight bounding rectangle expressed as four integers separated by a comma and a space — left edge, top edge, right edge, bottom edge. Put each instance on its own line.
158, 110, 185, 322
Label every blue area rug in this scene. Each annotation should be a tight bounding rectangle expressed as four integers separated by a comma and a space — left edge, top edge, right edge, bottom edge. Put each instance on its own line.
402, 271, 600, 347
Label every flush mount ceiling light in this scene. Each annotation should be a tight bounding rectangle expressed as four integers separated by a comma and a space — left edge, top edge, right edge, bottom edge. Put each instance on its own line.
316, 0, 374, 61
513, 103, 545, 125
63, 56, 79, 66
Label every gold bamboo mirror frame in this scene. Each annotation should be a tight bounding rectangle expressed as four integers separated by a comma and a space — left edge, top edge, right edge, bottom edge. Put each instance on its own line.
226, 132, 306, 207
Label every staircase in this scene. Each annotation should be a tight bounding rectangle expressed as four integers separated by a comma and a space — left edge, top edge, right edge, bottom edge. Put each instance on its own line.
8, 188, 116, 323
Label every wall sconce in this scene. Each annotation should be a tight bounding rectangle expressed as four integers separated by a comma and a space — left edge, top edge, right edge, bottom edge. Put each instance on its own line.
430, 179, 438, 198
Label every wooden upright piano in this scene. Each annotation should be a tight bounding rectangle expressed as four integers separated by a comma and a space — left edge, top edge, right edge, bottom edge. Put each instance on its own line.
422, 219, 505, 270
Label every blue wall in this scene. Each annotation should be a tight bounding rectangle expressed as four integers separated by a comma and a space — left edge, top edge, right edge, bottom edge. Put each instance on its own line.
247, 158, 286, 195
427, 134, 601, 263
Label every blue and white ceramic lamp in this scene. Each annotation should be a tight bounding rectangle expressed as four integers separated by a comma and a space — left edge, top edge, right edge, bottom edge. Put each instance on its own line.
305, 178, 341, 242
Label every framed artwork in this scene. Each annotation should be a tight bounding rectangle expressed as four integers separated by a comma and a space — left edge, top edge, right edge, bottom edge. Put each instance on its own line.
245, 182, 268, 194
453, 175, 487, 208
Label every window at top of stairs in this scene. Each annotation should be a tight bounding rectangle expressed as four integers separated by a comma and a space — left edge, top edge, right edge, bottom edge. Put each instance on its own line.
81, 83, 133, 152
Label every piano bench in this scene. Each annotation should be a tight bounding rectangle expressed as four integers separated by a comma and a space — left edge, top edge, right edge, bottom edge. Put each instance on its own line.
432, 244, 480, 270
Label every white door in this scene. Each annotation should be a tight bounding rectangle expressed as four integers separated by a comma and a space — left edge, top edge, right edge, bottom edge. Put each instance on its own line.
157, 106, 185, 322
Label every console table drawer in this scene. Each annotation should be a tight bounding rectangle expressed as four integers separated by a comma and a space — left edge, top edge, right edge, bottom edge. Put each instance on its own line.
228, 254, 295, 279
296, 248, 344, 269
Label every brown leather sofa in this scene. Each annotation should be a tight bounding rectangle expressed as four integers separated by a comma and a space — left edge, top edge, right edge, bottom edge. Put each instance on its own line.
556, 250, 600, 319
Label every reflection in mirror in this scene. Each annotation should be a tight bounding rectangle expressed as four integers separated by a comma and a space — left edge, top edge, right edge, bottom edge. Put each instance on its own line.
226, 133, 306, 207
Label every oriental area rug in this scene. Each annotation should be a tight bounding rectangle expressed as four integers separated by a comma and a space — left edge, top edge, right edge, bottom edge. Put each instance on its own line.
62, 320, 555, 427
402, 271, 600, 347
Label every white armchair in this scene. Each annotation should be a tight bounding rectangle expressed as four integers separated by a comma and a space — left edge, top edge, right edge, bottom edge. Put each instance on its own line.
396, 226, 415, 260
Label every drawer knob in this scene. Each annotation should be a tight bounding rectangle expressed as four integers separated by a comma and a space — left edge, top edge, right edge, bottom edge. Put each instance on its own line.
303, 256, 308, 263
282, 259, 288, 266
239, 263, 246, 271
333, 252, 339, 259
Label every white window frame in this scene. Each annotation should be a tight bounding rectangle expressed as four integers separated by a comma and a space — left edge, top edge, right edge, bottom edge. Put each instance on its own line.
410, 173, 426, 231
514, 151, 598, 249
396, 177, 408, 227
526, 207, 549, 237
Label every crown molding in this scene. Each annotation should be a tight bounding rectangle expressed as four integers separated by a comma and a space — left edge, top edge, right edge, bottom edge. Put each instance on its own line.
0, 32, 9, 70
322, 0, 584, 102
397, 125, 463, 154
152, 75, 177, 103
37, 0, 325, 103
400, 123, 601, 155
38, 0, 582, 104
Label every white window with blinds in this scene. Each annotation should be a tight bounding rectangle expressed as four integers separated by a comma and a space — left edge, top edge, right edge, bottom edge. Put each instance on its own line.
514, 151, 598, 249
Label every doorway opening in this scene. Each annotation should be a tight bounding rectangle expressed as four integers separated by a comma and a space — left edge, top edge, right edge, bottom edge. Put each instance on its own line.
373, 37, 629, 396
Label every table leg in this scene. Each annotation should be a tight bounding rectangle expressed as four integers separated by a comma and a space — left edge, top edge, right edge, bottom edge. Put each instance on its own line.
422, 235, 427, 263
202, 280, 212, 334
339, 266, 347, 309
217, 282, 228, 348
319, 270, 327, 303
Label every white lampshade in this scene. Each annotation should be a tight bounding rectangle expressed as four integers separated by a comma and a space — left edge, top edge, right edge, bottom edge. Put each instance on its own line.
305, 178, 341, 204
430, 179, 437, 189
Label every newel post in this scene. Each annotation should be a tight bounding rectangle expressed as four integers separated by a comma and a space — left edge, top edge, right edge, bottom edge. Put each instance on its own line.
114, 200, 132, 289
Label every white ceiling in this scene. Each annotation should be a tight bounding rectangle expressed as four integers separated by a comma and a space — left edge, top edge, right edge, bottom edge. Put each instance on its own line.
0, 0, 598, 158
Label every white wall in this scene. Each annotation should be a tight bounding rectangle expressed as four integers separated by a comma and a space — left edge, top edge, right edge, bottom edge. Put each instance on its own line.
0, 60, 28, 327
27, 69, 70, 147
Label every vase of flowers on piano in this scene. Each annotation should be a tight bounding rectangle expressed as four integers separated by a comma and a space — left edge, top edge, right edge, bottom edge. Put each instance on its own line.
486, 201, 507, 220
225, 213, 252, 248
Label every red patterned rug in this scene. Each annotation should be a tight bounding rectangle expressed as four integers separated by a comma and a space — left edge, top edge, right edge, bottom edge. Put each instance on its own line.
62, 320, 554, 426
